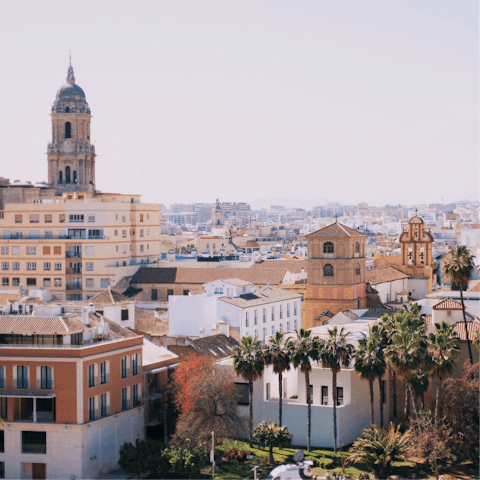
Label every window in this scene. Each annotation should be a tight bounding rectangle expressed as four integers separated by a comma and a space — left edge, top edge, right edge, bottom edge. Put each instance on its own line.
121, 309, 129, 321
122, 246, 127, 254
54, 263, 61, 271
1, 279, 7, 287
85, 262, 93, 272
266, 382, 270, 400
279, 323, 283, 333
54, 278, 62, 287
324, 264, 334, 277
43, 262, 50, 271
336, 387, 344, 406
15, 215, 22, 223
1, 263, 7, 271
44, 214, 52, 223
17, 366, 29, 389
286, 321, 290, 331
69, 214, 84, 223
12, 247, 19, 255
26, 278, 36, 286
59, 214, 65, 223
88, 364, 97, 388
27, 262, 36, 270
122, 230, 126, 238
447, 311, 452, 317
323, 242, 334, 254
88, 229, 103, 239
355, 264, 361, 276
29, 214, 39, 223
27, 246, 36, 255
271, 307, 275, 321
0, 431, 3, 453
245, 312, 249, 327
271, 325, 275, 335
287, 303, 290, 317
121, 356, 129, 379
53, 246, 61, 255
86, 279, 94, 288
139, 229, 144, 237
12, 262, 19, 270
280, 305, 283, 319
114, 230, 118, 236
30, 230, 40, 239
42, 246, 51, 255
294, 302, 298, 315
139, 214, 144, 222
71, 332, 82, 345
12, 278, 19, 286
88, 215, 95, 223
39, 366, 52, 389
263, 327, 266, 341
85, 246, 93, 255
100, 361, 109, 384
101, 279, 109, 288
234, 383, 249, 405
355, 242, 360, 254
151, 289, 158, 301
294, 319, 297, 330
22, 431, 46, 454
321, 386, 328, 405
88, 397, 96, 421
133, 384, 141, 406
122, 215, 126, 223
139, 245, 144, 253
263, 308, 266, 323
43, 278, 51, 287
121, 387, 129, 410
100, 393, 109, 417
254, 310, 257, 325
65, 121, 72, 138
1, 248, 7, 255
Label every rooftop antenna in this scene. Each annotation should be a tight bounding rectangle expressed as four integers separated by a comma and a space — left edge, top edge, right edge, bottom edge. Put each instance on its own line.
69, 50, 72, 66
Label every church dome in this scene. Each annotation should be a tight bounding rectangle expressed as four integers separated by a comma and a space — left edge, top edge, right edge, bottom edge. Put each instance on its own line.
56, 82, 86, 102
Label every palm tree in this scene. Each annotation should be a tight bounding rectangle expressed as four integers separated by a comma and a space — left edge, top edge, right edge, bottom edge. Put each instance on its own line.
321, 326, 355, 453
354, 330, 386, 427
384, 312, 427, 420
232, 336, 265, 447
287, 329, 321, 452
262, 331, 291, 430
427, 321, 460, 422
443, 245, 476, 364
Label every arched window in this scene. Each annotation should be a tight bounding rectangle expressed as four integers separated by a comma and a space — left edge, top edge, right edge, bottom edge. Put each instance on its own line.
323, 242, 334, 254
73, 171, 77, 184
65, 166, 71, 183
65, 122, 72, 138
65, 106, 70, 113
355, 242, 360, 254
356, 264, 361, 276
324, 264, 334, 277
58, 171, 63, 184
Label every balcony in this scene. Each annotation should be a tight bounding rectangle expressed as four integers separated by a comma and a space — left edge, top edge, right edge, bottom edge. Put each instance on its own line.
65, 251, 82, 258
88, 377, 98, 388
132, 396, 143, 407
37, 379, 53, 390
66, 267, 82, 274
88, 409, 98, 422
66, 282, 82, 291
121, 399, 130, 411
121, 368, 130, 379
100, 406, 110, 418
132, 366, 141, 376
99, 374, 109, 385
16, 379, 29, 389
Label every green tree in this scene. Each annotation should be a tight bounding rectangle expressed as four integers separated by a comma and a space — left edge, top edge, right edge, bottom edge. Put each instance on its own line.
321, 326, 355, 453
347, 423, 410, 479
252, 421, 292, 463
442, 245, 476, 364
354, 330, 386, 427
232, 336, 265, 447
118, 441, 150, 479
262, 331, 291, 430
287, 329, 321, 452
427, 321, 460, 422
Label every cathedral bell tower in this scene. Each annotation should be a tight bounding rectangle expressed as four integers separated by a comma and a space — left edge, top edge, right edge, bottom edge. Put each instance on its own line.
47, 63, 96, 193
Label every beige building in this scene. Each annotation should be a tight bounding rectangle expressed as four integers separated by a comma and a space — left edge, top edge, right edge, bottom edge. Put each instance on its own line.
0, 193, 160, 300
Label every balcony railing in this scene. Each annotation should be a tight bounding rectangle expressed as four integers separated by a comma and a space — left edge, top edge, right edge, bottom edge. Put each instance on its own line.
121, 368, 130, 379
121, 400, 130, 411
100, 406, 110, 418
16, 379, 29, 389
0, 337, 126, 349
132, 366, 141, 376
37, 379, 53, 390
99, 374, 109, 385
88, 377, 98, 388
65, 251, 82, 258
66, 283, 82, 291
132, 396, 143, 407
66, 267, 82, 274
88, 409, 98, 422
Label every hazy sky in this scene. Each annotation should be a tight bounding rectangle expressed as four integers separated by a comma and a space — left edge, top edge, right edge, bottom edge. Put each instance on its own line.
0, 1, 477, 207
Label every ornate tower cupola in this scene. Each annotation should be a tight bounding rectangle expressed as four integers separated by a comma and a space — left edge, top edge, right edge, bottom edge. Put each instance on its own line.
47, 62, 96, 193
211, 199, 225, 237
399, 214, 434, 272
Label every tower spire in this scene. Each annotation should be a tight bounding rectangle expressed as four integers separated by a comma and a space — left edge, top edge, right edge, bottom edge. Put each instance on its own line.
66, 55, 75, 84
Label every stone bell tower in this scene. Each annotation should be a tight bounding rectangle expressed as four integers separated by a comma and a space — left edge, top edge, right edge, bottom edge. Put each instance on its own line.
47, 62, 96, 193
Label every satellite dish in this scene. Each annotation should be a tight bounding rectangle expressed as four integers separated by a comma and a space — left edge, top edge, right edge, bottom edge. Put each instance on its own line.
293, 449, 304, 463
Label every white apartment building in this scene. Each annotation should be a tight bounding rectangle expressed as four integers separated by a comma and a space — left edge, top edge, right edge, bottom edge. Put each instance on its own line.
168, 279, 302, 341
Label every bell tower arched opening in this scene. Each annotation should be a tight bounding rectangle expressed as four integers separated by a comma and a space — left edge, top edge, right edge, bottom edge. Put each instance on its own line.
65, 122, 72, 139
65, 166, 71, 184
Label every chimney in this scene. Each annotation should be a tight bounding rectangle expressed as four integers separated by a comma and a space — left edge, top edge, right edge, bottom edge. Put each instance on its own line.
266, 283, 271, 289
19, 284, 24, 297
258, 286, 263, 295
81, 306, 90, 325
199, 327, 205, 338
88, 303, 96, 314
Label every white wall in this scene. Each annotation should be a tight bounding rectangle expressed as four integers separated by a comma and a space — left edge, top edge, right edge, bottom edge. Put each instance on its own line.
408, 277, 429, 300
373, 278, 408, 303
169, 294, 218, 336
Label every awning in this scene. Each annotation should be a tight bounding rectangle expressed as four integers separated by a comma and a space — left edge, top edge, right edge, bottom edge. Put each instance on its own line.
145, 363, 179, 375
0, 392, 55, 398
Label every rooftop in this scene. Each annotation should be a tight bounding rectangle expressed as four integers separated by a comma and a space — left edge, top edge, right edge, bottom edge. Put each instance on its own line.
219, 286, 301, 308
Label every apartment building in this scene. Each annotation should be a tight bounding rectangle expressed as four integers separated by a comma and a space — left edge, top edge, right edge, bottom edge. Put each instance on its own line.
0, 192, 160, 301
0, 301, 177, 479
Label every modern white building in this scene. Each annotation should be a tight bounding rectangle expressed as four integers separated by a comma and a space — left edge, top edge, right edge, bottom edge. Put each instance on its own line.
168, 279, 303, 341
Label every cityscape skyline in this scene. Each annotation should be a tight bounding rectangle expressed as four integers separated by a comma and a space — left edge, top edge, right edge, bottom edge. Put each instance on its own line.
0, 1, 477, 206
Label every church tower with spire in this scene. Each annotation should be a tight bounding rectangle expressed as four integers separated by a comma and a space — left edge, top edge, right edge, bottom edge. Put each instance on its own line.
47, 62, 96, 193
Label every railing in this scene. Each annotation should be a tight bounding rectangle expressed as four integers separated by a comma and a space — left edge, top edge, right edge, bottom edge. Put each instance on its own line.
88, 377, 98, 388
132, 396, 143, 407
37, 379, 53, 390
88, 409, 98, 422
121, 368, 130, 379
66, 283, 82, 290
65, 251, 82, 258
132, 366, 141, 376
0, 337, 126, 349
99, 374, 109, 385
66, 267, 82, 274
100, 406, 110, 418
16, 380, 29, 389
0, 234, 105, 241
121, 400, 130, 411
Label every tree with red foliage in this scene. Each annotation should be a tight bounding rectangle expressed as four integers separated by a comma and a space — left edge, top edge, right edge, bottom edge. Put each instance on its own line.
170, 354, 247, 447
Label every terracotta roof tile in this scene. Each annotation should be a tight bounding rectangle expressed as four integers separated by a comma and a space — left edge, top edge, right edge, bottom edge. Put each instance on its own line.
366, 266, 410, 285
0, 316, 69, 334
359, 308, 397, 319
342, 310, 359, 320
432, 298, 464, 310
306, 222, 366, 238
315, 310, 334, 320
453, 320, 479, 341
88, 289, 131, 305
251, 259, 307, 274
189, 334, 240, 358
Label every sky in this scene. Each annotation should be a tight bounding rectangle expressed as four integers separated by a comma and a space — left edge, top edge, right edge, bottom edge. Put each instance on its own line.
0, 1, 478, 208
